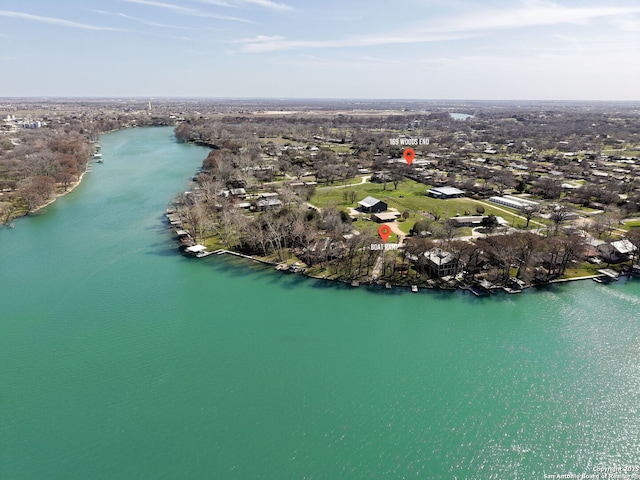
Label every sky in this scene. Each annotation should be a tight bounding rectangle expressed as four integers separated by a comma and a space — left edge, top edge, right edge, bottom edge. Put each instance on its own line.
1, 0, 640, 100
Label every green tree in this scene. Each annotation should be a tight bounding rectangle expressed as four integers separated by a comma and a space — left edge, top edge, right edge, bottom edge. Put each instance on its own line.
481, 214, 499, 232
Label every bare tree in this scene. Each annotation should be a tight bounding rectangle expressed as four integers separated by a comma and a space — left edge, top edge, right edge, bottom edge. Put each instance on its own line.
16, 176, 56, 213
520, 205, 540, 229
550, 205, 572, 236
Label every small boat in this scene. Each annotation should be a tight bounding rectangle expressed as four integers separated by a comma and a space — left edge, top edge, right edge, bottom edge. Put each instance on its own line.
411, 285, 418, 292
93, 153, 102, 160
385, 282, 392, 289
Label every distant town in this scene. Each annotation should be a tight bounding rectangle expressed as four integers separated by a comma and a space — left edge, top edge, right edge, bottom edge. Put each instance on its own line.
2, 98, 639, 293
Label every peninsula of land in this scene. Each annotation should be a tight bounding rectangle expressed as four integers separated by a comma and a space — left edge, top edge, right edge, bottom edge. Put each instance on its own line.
166, 100, 640, 292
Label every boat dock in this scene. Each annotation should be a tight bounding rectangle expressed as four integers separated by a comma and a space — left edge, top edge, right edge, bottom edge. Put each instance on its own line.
594, 268, 620, 283
211, 249, 276, 266
184, 244, 214, 258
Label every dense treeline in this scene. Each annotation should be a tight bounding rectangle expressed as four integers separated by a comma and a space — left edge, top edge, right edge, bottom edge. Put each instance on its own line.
0, 128, 92, 219
0, 107, 180, 222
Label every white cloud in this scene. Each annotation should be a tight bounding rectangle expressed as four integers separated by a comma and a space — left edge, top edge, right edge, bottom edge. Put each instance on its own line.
122, 0, 253, 22
238, 0, 293, 11
429, 1, 640, 34
123, 0, 203, 14
0, 10, 121, 31
234, 32, 473, 53
185, 0, 234, 7
234, 2, 640, 53
190, 0, 294, 10
267, 54, 397, 69
116, 12, 195, 30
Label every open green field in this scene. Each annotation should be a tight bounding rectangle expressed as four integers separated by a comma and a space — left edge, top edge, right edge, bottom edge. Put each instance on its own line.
602, 148, 640, 157
311, 179, 533, 229
319, 143, 353, 153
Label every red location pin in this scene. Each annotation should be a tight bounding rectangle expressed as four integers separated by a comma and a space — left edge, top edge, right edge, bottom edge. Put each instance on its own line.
403, 148, 415, 166
378, 225, 392, 243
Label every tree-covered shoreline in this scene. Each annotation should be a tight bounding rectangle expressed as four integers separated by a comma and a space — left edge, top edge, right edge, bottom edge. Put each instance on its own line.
168, 104, 640, 289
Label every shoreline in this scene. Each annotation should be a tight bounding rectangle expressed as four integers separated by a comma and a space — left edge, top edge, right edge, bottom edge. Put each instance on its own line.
195, 246, 627, 295
6, 125, 139, 223
30, 162, 92, 215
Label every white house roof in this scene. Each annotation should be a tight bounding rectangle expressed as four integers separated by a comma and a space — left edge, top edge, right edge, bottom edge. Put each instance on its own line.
185, 245, 207, 253
611, 239, 637, 255
424, 248, 455, 266
373, 212, 400, 221
358, 196, 382, 208
430, 186, 464, 196
257, 198, 283, 207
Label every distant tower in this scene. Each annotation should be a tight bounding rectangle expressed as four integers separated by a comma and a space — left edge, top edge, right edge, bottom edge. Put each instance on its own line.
148, 100, 152, 111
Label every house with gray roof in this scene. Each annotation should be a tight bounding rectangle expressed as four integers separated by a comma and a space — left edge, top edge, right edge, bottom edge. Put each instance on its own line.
357, 196, 387, 213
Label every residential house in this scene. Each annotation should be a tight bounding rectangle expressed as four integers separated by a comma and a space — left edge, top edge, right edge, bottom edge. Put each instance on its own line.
597, 239, 637, 264
255, 192, 283, 211
358, 196, 387, 213
372, 211, 401, 223
449, 215, 508, 228
423, 248, 463, 278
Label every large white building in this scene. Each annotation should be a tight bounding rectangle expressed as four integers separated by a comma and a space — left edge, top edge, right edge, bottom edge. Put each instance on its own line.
489, 195, 539, 210
427, 186, 465, 199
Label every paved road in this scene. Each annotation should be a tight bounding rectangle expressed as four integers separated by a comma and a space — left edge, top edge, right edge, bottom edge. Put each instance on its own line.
386, 220, 407, 244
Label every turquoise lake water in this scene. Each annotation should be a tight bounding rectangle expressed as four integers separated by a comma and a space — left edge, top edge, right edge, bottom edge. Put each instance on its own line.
1, 127, 639, 479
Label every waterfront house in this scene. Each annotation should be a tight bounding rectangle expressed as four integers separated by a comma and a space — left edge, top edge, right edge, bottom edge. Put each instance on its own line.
423, 248, 463, 278
597, 239, 636, 264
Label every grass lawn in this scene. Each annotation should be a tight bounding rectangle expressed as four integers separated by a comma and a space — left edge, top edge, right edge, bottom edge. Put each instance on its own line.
203, 235, 226, 251
352, 219, 401, 243
572, 206, 604, 214
311, 178, 534, 228
561, 262, 601, 278
319, 143, 354, 153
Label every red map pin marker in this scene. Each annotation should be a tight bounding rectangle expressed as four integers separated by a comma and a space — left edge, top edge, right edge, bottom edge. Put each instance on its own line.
403, 148, 415, 165
378, 225, 391, 243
